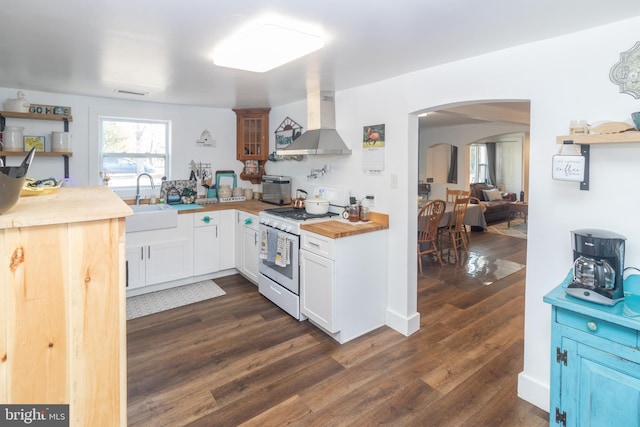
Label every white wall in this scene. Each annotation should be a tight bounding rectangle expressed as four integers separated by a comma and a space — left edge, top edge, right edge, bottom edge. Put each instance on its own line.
4, 15, 640, 411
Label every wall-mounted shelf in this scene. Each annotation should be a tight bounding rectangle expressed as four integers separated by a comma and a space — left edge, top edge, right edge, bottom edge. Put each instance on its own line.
556, 131, 640, 145
556, 131, 640, 191
0, 110, 73, 132
0, 151, 73, 178
0, 111, 73, 178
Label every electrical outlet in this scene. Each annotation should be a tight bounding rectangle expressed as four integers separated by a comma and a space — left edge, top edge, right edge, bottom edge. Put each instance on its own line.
366, 194, 376, 207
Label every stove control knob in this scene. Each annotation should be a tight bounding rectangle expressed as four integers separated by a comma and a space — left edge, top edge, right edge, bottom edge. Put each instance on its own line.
259, 218, 266, 224
278, 223, 286, 230
285, 225, 292, 233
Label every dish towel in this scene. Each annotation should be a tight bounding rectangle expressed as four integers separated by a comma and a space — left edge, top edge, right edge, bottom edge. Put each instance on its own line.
266, 230, 278, 263
259, 228, 268, 259
275, 232, 290, 267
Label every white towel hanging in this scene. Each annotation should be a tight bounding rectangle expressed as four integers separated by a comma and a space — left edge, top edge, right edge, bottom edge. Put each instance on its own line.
259, 228, 268, 259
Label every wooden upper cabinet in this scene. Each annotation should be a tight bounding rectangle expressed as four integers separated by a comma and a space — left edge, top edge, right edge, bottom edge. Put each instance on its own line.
233, 108, 270, 161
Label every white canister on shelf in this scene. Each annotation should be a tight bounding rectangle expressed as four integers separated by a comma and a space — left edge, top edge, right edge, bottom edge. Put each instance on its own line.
2, 126, 24, 151
51, 131, 71, 152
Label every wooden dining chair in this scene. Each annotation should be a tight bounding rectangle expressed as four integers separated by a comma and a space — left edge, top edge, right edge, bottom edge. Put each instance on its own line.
417, 199, 447, 272
440, 196, 470, 263
445, 187, 470, 203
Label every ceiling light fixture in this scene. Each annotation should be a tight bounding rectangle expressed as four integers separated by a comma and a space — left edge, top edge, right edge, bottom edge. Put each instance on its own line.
212, 14, 325, 73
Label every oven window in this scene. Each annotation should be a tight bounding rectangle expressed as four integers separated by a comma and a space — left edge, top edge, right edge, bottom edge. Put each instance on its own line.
261, 257, 295, 281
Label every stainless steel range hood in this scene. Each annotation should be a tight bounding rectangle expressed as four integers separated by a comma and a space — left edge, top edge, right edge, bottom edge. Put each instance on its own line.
276, 91, 352, 156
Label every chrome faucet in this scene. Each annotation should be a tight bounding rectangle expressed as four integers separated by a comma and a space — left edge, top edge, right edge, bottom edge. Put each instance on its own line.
135, 173, 156, 205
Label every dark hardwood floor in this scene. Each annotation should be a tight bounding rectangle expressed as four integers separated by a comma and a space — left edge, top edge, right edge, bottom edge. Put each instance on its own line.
127, 228, 549, 426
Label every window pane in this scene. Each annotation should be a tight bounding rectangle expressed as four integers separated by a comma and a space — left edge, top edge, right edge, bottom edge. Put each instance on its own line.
102, 119, 167, 154
100, 117, 169, 188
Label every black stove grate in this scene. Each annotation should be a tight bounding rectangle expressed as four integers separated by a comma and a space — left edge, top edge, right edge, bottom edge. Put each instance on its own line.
264, 207, 338, 221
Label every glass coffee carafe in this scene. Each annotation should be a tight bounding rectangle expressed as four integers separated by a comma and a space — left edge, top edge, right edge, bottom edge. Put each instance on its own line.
573, 256, 615, 290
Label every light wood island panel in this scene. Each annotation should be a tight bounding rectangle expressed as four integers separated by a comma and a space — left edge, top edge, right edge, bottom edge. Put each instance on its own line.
0, 186, 131, 426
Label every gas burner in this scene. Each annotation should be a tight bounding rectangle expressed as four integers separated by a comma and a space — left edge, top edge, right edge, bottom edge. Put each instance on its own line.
265, 207, 338, 221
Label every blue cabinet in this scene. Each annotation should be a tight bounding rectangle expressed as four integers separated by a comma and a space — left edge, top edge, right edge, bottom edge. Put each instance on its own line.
545, 276, 640, 427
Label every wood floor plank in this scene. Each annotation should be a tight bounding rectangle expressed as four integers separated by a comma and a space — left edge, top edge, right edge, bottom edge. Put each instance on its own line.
128, 230, 549, 426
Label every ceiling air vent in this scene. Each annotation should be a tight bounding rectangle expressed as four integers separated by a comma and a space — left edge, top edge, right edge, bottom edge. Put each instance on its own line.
114, 89, 149, 96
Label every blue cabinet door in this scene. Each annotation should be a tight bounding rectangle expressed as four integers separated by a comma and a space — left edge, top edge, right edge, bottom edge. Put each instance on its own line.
575, 339, 640, 427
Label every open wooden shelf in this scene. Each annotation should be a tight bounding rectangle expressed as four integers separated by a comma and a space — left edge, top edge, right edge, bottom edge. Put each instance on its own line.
0, 110, 73, 122
556, 131, 640, 145
1, 151, 72, 178
0, 151, 72, 157
1, 111, 73, 177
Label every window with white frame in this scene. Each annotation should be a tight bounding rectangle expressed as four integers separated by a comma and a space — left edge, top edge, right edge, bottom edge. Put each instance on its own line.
469, 143, 488, 184
99, 117, 170, 188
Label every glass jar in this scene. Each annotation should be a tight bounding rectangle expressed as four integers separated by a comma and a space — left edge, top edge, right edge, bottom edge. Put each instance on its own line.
348, 204, 360, 222
569, 120, 589, 135
359, 206, 370, 222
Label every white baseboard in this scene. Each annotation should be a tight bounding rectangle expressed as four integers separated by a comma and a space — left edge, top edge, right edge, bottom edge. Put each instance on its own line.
126, 268, 237, 297
385, 309, 420, 336
517, 371, 550, 413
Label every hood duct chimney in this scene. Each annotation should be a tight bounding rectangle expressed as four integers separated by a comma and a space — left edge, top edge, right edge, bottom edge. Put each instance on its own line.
276, 91, 352, 156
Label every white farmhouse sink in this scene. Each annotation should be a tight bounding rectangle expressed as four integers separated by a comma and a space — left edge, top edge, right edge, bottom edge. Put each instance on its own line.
126, 204, 178, 232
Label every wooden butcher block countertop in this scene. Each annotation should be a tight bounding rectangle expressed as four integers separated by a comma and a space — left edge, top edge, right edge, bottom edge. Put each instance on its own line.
301, 212, 389, 238
125, 198, 389, 238
189, 199, 275, 215
0, 186, 131, 229
125, 199, 275, 216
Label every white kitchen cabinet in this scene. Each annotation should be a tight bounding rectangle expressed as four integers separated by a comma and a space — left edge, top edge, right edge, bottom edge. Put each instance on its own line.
300, 248, 335, 332
219, 209, 236, 270
126, 214, 193, 290
241, 220, 260, 283
193, 211, 220, 276
300, 228, 388, 344
236, 211, 259, 284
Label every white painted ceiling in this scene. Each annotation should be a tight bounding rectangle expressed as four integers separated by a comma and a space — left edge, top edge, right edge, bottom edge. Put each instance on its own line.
1, 0, 639, 111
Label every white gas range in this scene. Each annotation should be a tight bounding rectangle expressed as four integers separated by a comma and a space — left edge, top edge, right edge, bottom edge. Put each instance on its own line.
257, 186, 346, 320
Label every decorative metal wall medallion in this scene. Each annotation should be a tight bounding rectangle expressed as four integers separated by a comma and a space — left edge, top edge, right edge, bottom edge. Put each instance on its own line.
610, 41, 640, 99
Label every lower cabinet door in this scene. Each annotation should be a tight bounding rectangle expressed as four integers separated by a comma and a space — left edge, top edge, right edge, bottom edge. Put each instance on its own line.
145, 239, 193, 285
241, 226, 259, 283
300, 249, 336, 332
558, 337, 640, 427
126, 246, 146, 289
193, 225, 219, 276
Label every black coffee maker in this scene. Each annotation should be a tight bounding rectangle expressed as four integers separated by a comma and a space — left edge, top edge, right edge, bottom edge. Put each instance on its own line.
567, 229, 626, 306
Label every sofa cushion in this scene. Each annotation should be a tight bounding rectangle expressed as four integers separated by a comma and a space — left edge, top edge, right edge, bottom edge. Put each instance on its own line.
482, 188, 503, 201
470, 183, 494, 201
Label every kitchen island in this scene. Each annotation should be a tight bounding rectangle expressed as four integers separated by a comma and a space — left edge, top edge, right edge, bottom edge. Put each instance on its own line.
0, 186, 131, 426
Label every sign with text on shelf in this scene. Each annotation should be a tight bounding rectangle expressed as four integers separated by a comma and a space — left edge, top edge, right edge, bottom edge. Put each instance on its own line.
552, 143, 584, 182
29, 104, 71, 116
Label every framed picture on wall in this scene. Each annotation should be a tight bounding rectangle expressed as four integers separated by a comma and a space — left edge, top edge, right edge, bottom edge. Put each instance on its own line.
24, 136, 46, 152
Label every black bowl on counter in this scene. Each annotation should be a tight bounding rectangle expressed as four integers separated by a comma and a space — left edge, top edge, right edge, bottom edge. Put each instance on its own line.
0, 148, 36, 214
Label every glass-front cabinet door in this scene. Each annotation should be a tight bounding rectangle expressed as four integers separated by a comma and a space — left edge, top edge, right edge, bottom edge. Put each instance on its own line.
234, 108, 270, 161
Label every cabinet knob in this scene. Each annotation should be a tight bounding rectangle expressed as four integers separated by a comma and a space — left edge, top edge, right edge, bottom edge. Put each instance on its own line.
202, 216, 211, 223
586, 321, 598, 331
